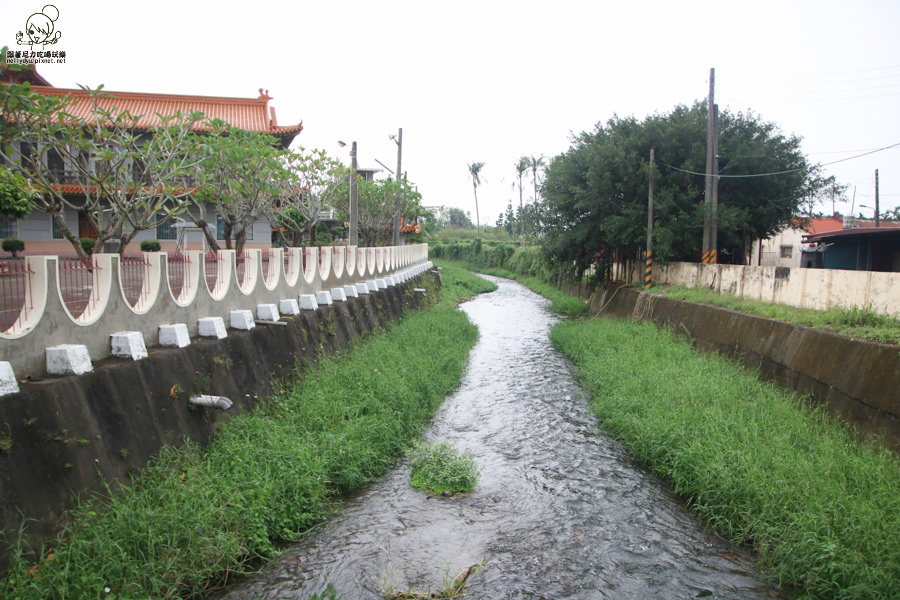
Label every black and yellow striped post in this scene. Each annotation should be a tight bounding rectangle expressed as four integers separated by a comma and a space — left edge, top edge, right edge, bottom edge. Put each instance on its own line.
644, 249, 653, 289
701, 249, 718, 264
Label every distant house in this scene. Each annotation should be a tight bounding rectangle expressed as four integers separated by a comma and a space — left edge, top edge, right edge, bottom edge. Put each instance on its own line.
803, 220, 900, 272
1, 66, 303, 254
751, 215, 900, 272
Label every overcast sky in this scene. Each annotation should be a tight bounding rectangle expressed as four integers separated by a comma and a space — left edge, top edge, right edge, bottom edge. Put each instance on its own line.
8, 0, 900, 228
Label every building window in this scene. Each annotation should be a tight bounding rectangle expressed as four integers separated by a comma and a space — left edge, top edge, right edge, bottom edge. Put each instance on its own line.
780, 245, 793, 259
0, 216, 17, 238
156, 214, 177, 240
216, 215, 253, 241
52, 216, 64, 240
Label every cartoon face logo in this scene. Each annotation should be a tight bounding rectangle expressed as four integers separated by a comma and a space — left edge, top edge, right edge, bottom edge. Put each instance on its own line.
17, 4, 62, 47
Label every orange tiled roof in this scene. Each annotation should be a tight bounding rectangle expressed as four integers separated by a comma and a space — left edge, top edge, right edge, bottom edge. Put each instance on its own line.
23, 85, 303, 147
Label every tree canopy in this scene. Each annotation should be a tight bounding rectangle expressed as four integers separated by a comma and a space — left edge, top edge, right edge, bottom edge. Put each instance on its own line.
540, 101, 822, 278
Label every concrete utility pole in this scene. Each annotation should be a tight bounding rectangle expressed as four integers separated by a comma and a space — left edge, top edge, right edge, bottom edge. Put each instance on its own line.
702, 67, 718, 264
391, 128, 403, 246
875, 169, 880, 227
350, 141, 358, 246
646, 148, 655, 289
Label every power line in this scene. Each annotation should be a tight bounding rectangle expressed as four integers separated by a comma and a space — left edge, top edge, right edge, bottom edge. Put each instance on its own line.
655, 142, 900, 179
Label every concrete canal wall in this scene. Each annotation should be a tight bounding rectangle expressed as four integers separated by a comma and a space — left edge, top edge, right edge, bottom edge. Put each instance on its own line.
587, 284, 900, 451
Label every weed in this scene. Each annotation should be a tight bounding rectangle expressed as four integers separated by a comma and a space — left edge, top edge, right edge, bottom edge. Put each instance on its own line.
211, 354, 232, 369
0, 437, 11, 454
408, 442, 480, 495
118, 448, 129, 460
77, 439, 89, 447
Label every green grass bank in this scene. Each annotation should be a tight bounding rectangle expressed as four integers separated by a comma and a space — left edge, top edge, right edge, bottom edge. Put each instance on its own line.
0, 264, 494, 599
551, 317, 900, 600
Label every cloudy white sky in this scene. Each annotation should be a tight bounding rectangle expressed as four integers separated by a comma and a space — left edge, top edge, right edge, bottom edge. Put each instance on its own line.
7, 0, 900, 228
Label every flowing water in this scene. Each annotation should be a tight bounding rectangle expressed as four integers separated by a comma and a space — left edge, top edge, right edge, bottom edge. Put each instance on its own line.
214, 276, 783, 599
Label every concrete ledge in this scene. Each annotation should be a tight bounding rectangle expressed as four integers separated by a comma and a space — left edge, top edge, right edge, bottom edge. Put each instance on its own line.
279, 298, 300, 315
376, 278, 388, 290
230, 310, 256, 330
46, 344, 93, 375
110, 332, 149, 361
256, 304, 280, 321
159, 324, 191, 348
330, 287, 348, 302
299, 294, 319, 311
366, 280, 378, 292
315, 291, 333, 306
344, 284, 359, 298
0, 362, 19, 396
198, 317, 227, 339
355, 282, 370, 295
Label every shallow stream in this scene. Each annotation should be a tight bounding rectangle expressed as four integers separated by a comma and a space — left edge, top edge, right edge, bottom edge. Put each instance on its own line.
214, 276, 782, 599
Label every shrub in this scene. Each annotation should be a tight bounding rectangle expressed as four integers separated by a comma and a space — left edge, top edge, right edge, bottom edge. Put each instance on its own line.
80, 238, 96, 255
2, 237, 24, 257
140, 240, 161, 252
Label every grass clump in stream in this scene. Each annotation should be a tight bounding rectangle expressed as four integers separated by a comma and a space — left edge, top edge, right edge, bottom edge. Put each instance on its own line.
408, 442, 480, 495
0, 267, 488, 599
551, 316, 900, 599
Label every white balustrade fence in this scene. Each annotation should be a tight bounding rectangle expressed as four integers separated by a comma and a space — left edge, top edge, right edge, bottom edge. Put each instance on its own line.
0, 244, 432, 385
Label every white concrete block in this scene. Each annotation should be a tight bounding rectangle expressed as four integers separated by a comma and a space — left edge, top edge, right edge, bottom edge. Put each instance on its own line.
315, 290, 333, 306
330, 287, 348, 302
230, 310, 256, 330
159, 323, 191, 348
366, 280, 379, 292
355, 282, 370, 295
376, 278, 388, 289
198, 317, 227, 339
110, 331, 148, 361
46, 344, 93, 375
257, 303, 280, 321
344, 284, 359, 298
299, 294, 319, 311
279, 298, 300, 315
0, 362, 19, 395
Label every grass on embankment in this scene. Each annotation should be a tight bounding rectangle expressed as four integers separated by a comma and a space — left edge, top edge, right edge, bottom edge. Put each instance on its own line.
656, 285, 900, 346
551, 317, 900, 600
0, 265, 494, 599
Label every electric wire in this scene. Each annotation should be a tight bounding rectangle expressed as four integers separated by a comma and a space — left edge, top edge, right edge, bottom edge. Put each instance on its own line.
655, 142, 900, 179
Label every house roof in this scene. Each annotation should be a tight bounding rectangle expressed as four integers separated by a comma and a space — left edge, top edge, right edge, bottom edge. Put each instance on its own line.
804, 223, 900, 244
21, 85, 303, 147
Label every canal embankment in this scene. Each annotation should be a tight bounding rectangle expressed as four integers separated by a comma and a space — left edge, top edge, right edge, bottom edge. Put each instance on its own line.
0, 269, 446, 582
552, 315, 900, 599
587, 284, 900, 450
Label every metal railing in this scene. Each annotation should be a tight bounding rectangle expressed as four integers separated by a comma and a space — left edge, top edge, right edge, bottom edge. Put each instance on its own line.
0, 258, 33, 333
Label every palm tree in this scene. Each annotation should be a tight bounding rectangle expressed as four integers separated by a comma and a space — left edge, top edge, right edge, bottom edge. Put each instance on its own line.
527, 155, 546, 205
468, 161, 485, 238
515, 156, 529, 243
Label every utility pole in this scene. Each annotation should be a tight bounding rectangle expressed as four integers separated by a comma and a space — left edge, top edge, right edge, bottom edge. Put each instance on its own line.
391, 128, 403, 246
702, 67, 718, 264
646, 148, 655, 289
350, 141, 358, 247
875, 169, 880, 227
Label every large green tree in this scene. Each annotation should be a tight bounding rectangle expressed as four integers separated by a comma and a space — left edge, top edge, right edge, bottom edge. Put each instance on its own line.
540, 101, 817, 278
